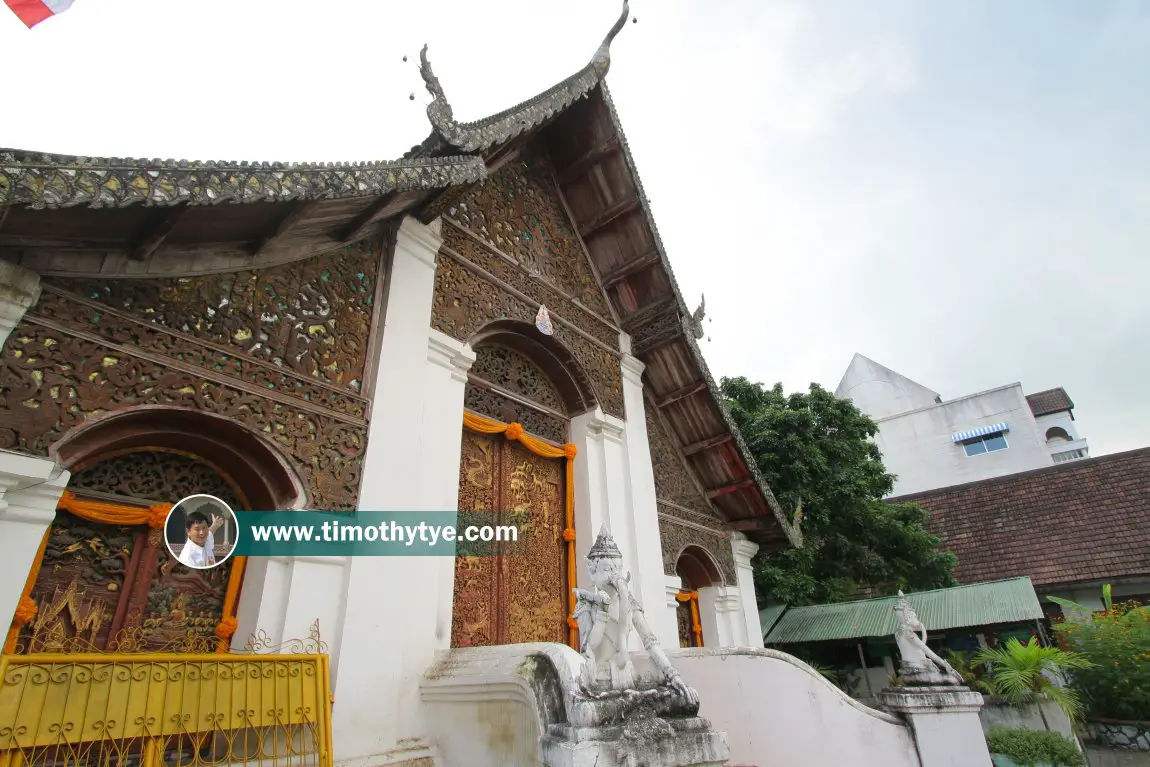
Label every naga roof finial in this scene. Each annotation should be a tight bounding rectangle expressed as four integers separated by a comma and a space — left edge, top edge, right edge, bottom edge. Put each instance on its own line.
591, 0, 631, 78
417, 0, 633, 154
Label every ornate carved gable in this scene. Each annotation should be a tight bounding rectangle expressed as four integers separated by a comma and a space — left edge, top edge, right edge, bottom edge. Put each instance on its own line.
430, 140, 625, 419
646, 398, 736, 582
646, 405, 721, 523
448, 145, 610, 318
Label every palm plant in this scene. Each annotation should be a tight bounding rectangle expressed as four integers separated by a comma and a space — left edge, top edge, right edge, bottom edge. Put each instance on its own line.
973, 637, 1095, 730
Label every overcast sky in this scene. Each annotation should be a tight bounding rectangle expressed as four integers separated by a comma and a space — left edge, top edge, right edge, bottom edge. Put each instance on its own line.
3, 0, 1147, 456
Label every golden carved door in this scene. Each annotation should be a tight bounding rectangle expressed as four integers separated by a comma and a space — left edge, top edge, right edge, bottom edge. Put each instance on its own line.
452, 428, 567, 647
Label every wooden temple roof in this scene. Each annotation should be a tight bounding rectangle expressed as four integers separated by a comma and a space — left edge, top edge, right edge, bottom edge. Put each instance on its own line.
0, 0, 800, 551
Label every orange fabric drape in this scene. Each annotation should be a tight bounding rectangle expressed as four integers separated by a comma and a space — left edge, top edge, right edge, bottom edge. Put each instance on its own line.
462, 411, 579, 650
6, 492, 248, 655
58, 490, 171, 529
676, 591, 704, 647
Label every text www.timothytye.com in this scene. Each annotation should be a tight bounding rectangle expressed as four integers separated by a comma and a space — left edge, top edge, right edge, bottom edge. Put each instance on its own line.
248, 519, 518, 546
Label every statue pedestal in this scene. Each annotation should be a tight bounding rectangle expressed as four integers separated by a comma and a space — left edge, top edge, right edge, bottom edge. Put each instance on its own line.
879, 685, 992, 767
542, 715, 729, 767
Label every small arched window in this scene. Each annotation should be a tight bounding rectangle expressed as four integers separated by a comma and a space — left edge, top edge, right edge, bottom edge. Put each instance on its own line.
1045, 427, 1072, 445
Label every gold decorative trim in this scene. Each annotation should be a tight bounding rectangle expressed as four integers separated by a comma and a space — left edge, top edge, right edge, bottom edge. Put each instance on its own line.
243, 619, 329, 655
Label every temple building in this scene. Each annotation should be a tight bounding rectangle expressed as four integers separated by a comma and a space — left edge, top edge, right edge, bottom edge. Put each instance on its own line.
0, 4, 802, 766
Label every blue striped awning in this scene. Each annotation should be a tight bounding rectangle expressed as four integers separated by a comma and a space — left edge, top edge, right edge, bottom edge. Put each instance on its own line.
952, 422, 1009, 443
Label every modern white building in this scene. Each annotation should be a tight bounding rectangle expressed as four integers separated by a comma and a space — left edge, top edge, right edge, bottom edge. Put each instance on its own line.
835, 354, 1090, 497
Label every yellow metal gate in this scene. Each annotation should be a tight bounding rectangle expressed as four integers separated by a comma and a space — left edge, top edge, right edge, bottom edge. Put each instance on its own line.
0, 653, 332, 767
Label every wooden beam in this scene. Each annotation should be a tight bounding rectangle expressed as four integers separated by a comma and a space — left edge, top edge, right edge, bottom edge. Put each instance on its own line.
600, 247, 662, 288
342, 193, 398, 243
249, 200, 317, 257
706, 477, 755, 500
557, 136, 620, 186
728, 518, 771, 532
130, 207, 187, 261
681, 434, 734, 457
655, 381, 707, 410
578, 197, 640, 240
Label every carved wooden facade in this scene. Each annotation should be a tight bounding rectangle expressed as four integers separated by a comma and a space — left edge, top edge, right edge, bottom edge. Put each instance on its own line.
646, 408, 736, 584
0, 240, 382, 512
430, 143, 625, 421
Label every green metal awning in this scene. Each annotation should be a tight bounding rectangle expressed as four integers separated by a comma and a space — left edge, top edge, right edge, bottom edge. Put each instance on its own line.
763, 577, 1043, 645
758, 604, 787, 638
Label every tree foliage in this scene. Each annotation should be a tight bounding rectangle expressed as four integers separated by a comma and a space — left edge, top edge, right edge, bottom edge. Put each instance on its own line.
720, 377, 957, 606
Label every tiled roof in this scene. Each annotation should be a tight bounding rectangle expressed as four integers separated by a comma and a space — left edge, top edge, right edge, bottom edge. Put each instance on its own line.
763, 577, 1043, 644
891, 448, 1150, 589
1026, 387, 1075, 417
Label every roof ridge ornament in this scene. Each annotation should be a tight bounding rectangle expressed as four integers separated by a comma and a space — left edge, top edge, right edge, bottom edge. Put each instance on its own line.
418, 0, 632, 154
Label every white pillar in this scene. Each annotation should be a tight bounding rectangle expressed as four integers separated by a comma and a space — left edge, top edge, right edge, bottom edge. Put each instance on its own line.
0, 450, 69, 636
618, 351, 677, 649
879, 687, 992, 767
698, 586, 733, 647
570, 406, 646, 651
403, 329, 474, 740
231, 554, 349, 672
664, 574, 685, 649
0, 261, 41, 349
331, 216, 446, 766
732, 532, 765, 648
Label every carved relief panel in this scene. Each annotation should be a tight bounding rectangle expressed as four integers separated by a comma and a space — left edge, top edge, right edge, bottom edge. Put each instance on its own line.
0, 242, 380, 511
15, 452, 240, 654
464, 344, 568, 444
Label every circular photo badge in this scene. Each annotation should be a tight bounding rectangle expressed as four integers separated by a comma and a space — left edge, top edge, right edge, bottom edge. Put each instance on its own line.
165, 494, 238, 570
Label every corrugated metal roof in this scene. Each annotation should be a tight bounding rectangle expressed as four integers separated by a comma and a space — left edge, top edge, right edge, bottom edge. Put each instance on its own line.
764, 577, 1043, 645
758, 604, 787, 638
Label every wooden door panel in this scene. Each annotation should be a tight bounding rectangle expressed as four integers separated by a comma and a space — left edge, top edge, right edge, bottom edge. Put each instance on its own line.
451, 430, 501, 648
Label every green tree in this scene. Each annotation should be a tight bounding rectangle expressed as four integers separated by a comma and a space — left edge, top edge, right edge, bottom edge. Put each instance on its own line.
720, 377, 957, 606
974, 637, 1096, 728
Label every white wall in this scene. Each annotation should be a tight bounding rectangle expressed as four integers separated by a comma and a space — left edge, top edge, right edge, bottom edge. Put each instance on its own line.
876, 384, 1053, 497
653, 648, 923, 767
836, 354, 941, 421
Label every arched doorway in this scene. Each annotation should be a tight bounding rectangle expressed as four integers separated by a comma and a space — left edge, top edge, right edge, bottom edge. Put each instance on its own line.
675, 546, 723, 648
7, 407, 305, 655
451, 322, 594, 650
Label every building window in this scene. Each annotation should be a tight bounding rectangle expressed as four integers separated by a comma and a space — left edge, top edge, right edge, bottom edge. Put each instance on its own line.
962, 432, 1008, 456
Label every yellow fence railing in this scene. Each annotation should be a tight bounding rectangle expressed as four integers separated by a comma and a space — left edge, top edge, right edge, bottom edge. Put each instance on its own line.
0, 652, 332, 767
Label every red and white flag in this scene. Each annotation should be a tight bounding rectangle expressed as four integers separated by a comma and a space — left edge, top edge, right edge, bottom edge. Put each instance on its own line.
4, 0, 75, 28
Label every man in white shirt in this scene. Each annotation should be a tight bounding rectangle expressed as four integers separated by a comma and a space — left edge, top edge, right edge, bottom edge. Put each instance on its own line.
177, 507, 225, 568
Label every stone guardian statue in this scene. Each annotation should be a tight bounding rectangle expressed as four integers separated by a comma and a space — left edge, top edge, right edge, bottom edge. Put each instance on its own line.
892, 590, 963, 686
572, 524, 698, 707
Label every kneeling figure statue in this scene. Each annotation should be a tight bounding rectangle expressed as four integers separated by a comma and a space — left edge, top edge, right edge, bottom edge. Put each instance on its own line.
572, 525, 698, 709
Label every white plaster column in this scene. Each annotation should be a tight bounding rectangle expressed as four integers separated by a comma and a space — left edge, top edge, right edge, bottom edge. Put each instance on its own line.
0, 449, 69, 634
732, 532, 765, 648
570, 406, 648, 651
330, 216, 447, 766
0, 261, 41, 350
664, 574, 685, 649
232, 554, 349, 670
401, 329, 474, 741
618, 350, 678, 650
879, 687, 992, 767
698, 586, 738, 648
